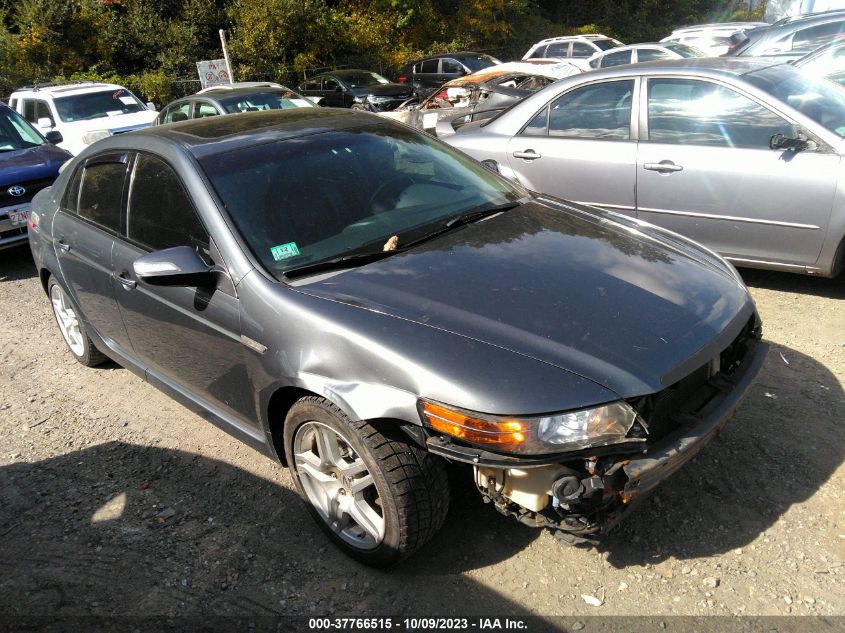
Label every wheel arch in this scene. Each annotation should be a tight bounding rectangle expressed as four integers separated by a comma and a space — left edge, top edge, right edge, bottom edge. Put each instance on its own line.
265, 385, 425, 466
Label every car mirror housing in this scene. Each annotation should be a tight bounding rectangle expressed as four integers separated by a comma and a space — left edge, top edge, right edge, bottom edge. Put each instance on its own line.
37, 117, 53, 130
146, 102, 156, 111
769, 132, 816, 153
133, 246, 214, 287
45, 130, 63, 145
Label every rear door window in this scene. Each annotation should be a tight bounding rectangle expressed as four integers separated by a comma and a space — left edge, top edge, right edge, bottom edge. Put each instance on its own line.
636, 48, 671, 62
571, 42, 595, 58
77, 157, 128, 234
793, 21, 845, 52
420, 59, 439, 73
545, 42, 569, 58
163, 101, 191, 123
600, 50, 633, 67
547, 80, 634, 139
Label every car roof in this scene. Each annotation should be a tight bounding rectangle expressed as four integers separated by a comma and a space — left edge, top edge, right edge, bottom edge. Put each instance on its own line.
11, 82, 129, 97
587, 56, 783, 76
187, 86, 295, 100
409, 51, 493, 63
102, 109, 383, 160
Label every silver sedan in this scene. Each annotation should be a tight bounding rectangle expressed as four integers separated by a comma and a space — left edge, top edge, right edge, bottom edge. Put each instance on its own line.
442, 58, 845, 277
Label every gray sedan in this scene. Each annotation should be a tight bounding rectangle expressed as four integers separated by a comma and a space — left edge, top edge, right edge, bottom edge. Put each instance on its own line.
29, 109, 765, 566
443, 58, 845, 277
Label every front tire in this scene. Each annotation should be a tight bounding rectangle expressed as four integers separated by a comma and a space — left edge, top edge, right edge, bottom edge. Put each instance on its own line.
283, 396, 449, 567
48, 278, 107, 367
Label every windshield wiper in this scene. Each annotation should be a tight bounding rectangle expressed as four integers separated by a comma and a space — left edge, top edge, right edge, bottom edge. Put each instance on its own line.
282, 200, 521, 280
401, 201, 521, 250
283, 249, 402, 279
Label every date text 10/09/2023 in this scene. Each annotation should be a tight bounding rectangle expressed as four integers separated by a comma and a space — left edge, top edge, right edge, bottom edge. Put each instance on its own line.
308, 618, 529, 630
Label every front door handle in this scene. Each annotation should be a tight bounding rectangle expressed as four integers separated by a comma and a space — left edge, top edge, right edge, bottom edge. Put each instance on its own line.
56, 238, 70, 253
513, 149, 542, 160
114, 271, 137, 290
644, 161, 683, 173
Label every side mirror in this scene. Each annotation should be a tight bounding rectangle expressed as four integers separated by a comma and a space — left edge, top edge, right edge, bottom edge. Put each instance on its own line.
37, 117, 52, 130
769, 132, 816, 153
133, 246, 214, 287
45, 130, 63, 145
335, 86, 343, 93
146, 102, 156, 111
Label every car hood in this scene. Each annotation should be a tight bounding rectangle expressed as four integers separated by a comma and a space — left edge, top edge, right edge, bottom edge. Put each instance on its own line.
352, 83, 414, 98
0, 143, 71, 186
295, 200, 754, 398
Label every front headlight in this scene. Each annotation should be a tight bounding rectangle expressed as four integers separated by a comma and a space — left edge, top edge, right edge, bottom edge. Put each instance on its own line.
420, 400, 640, 455
367, 95, 392, 103
81, 129, 111, 145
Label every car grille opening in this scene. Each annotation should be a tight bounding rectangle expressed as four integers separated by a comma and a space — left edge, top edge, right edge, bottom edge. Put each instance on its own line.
0, 177, 55, 206
628, 316, 760, 442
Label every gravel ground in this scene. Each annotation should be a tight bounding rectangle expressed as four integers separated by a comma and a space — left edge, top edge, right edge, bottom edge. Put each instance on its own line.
1, 245, 843, 620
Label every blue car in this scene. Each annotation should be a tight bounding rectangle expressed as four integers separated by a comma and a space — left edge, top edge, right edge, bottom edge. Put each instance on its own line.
0, 102, 72, 251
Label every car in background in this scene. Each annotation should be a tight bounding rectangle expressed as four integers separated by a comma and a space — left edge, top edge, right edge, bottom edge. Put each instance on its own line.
660, 22, 767, 56
395, 52, 502, 98
727, 10, 845, 58
792, 36, 845, 83
298, 69, 413, 112
0, 102, 72, 250
383, 61, 582, 135
27, 108, 765, 566
522, 34, 623, 69
155, 82, 316, 125
588, 42, 704, 69
444, 58, 845, 278
8, 82, 157, 156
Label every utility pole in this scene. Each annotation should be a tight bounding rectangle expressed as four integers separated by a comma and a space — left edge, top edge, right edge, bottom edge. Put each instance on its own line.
219, 29, 235, 84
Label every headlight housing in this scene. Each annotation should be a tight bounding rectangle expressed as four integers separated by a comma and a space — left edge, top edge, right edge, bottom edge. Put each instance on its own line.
366, 95, 392, 103
419, 400, 640, 455
82, 129, 111, 145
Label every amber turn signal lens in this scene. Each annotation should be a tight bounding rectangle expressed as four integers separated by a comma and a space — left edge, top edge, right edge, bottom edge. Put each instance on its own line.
421, 402, 526, 448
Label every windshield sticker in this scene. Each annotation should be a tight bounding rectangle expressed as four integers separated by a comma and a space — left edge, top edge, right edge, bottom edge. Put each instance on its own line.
837, 126, 845, 136
119, 96, 136, 105
270, 242, 301, 261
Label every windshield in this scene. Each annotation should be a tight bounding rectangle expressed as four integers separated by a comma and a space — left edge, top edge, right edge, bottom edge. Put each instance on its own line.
665, 43, 704, 57
593, 39, 621, 51
0, 108, 46, 152
219, 90, 314, 113
745, 65, 845, 138
462, 55, 502, 72
339, 72, 390, 88
199, 124, 520, 278
54, 88, 146, 122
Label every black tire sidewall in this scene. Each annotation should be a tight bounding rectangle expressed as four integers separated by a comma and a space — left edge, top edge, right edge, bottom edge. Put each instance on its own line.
283, 399, 404, 566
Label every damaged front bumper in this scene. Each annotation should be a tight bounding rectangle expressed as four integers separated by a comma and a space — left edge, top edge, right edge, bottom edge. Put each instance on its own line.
427, 337, 768, 540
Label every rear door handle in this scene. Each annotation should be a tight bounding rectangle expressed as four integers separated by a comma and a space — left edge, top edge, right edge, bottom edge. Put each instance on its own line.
114, 271, 137, 290
644, 161, 683, 173
56, 238, 70, 253
513, 149, 542, 160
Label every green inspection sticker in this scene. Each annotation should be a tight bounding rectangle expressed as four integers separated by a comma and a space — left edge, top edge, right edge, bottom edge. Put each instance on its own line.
270, 242, 301, 261
837, 126, 845, 136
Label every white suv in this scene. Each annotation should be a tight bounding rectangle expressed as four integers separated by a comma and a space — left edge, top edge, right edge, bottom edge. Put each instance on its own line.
660, 22, 767, 56
8, 82, 158, 156
522, 34, 623, 69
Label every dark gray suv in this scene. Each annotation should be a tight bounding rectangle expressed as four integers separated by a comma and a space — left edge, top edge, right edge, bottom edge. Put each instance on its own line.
28, 109, 766, 566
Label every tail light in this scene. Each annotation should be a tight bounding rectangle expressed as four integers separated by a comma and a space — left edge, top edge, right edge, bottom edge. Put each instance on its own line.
398, 76, 407, 83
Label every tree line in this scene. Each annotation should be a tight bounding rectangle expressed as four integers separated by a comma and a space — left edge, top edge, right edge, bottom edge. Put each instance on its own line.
0, 0, 761, 103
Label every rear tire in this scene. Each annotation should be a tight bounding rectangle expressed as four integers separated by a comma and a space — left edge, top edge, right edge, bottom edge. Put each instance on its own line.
48, 277, 107, 367
283, 396, 449, 567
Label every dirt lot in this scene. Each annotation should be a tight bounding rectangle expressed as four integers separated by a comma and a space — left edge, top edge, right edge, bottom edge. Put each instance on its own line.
1, 245, 843, 621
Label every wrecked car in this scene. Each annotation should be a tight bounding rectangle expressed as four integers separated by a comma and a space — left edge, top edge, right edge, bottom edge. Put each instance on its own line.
381, 61, 582, 136
30, 109, 766, 567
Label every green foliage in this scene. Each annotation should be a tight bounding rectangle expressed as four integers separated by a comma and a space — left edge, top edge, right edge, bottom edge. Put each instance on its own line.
0, 0, 763, 97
